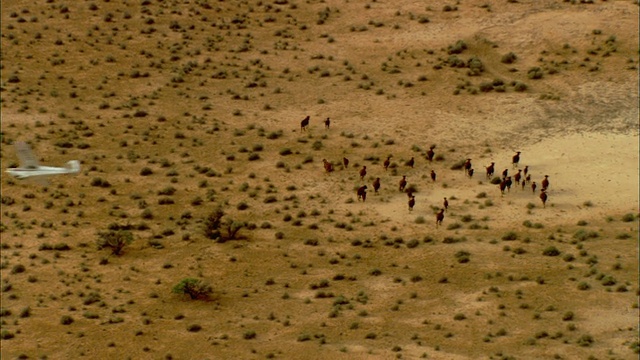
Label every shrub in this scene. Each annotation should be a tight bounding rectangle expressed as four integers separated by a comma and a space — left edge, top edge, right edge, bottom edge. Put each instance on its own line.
447, 40, 467, 54
60, 315, 74, 325
502, 231, 518, 241
577, 282, 590, 291
455, 250, 471, 263
542, 246, 560, 256
187, 324, 202, 332
96, 230, 133, 255
514, 82, 528, 92
172, 278, 212, 300
577, 334, 594, 347
467, 57, 484, 76
453, 313, 466, 321
573, 229, 599, 241
501, 52, 517, 64
621, 213, 637, 222
527, 67, 544, 79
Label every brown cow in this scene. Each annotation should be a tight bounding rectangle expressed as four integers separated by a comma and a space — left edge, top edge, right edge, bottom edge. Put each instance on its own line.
539, 189, 548, 208
322, 159, 334, 173
359, 166, 367, 181
541, 175, 549, 190
399, 175, 407, 192
373, 177, 381, 193
436, 208, 445, 227
426, 145, 436, 162
357, 185, 368, 202
408, 195, 415, 211
486, 162, 495, 178
383, 155, 392, 171
406, 157, 415, 168
464, 158, 472, 174
514, 169, 522, 185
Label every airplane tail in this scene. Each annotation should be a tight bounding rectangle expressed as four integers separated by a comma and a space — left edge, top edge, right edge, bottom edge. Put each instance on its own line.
65, 160, 81, 174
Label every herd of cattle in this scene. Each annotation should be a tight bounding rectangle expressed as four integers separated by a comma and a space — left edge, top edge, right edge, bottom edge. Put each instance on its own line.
302, 116, 550, 226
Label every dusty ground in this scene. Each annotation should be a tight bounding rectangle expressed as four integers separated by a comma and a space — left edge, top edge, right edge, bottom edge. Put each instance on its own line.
1, 0, 639, 359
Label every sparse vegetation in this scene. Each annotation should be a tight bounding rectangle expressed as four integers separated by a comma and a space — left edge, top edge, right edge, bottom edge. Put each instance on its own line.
0, 2, 636, 359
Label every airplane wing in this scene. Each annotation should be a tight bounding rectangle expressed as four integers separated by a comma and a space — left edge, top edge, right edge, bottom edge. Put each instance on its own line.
15, 141, 39, 169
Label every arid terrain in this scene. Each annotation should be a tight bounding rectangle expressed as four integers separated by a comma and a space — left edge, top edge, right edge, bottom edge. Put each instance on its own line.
1, 0, 639, 359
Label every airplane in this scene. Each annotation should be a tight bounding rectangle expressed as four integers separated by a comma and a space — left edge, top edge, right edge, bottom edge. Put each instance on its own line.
4, 141, 80, 185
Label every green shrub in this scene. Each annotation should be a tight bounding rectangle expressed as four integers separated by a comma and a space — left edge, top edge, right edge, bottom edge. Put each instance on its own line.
447, 40, 467, 54
577, 334, 594, 347
172, 278, 212, 300
527, 67, 544, 79
542, 246, 560, 256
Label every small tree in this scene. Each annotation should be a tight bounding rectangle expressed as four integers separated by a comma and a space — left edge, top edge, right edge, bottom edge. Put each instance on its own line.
203, 207, 225, 240
173, 278, 212, 300
203, 207, 246, 242
96, 230, 133, 255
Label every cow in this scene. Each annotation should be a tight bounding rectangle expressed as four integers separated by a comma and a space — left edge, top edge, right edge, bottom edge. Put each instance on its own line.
357, 185, 368, 202
300, 115, 310, 131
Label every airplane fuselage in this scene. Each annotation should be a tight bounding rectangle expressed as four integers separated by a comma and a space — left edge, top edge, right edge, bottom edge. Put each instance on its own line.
6, 166, 75, 179
5, 160, 80, 180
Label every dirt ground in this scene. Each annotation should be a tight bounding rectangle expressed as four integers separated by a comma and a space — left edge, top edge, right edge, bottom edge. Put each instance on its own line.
1, 0, 638, 359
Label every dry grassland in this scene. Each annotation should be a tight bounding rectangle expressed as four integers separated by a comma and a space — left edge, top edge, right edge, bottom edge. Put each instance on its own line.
1, 0, 639, 359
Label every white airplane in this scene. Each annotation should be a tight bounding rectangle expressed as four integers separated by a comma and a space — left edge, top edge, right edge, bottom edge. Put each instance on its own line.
4, 141, 80, 185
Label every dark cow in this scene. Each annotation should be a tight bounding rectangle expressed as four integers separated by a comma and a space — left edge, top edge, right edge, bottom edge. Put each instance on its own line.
430, 170, 436, 182
541, 175, 549, 190
399, 175, 407, 192
324, 117, 331, 129
436, 208, 445, 227
300, 115, 310, 131
531, 181, 537, 193
499, 178, 508, 195
343, 157, 349, 169
464, 158, 472, 174
359, 166, 367, 181
383, 155, 392, 171
357, 185, 368, 202
408, 195, 416, 211
426, 145, 436, 162
539, 189, 548, 208
512, 151, 521, 168
486, 162, 495, 178
514, 169, 522, 185
443, 197, 449, 211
